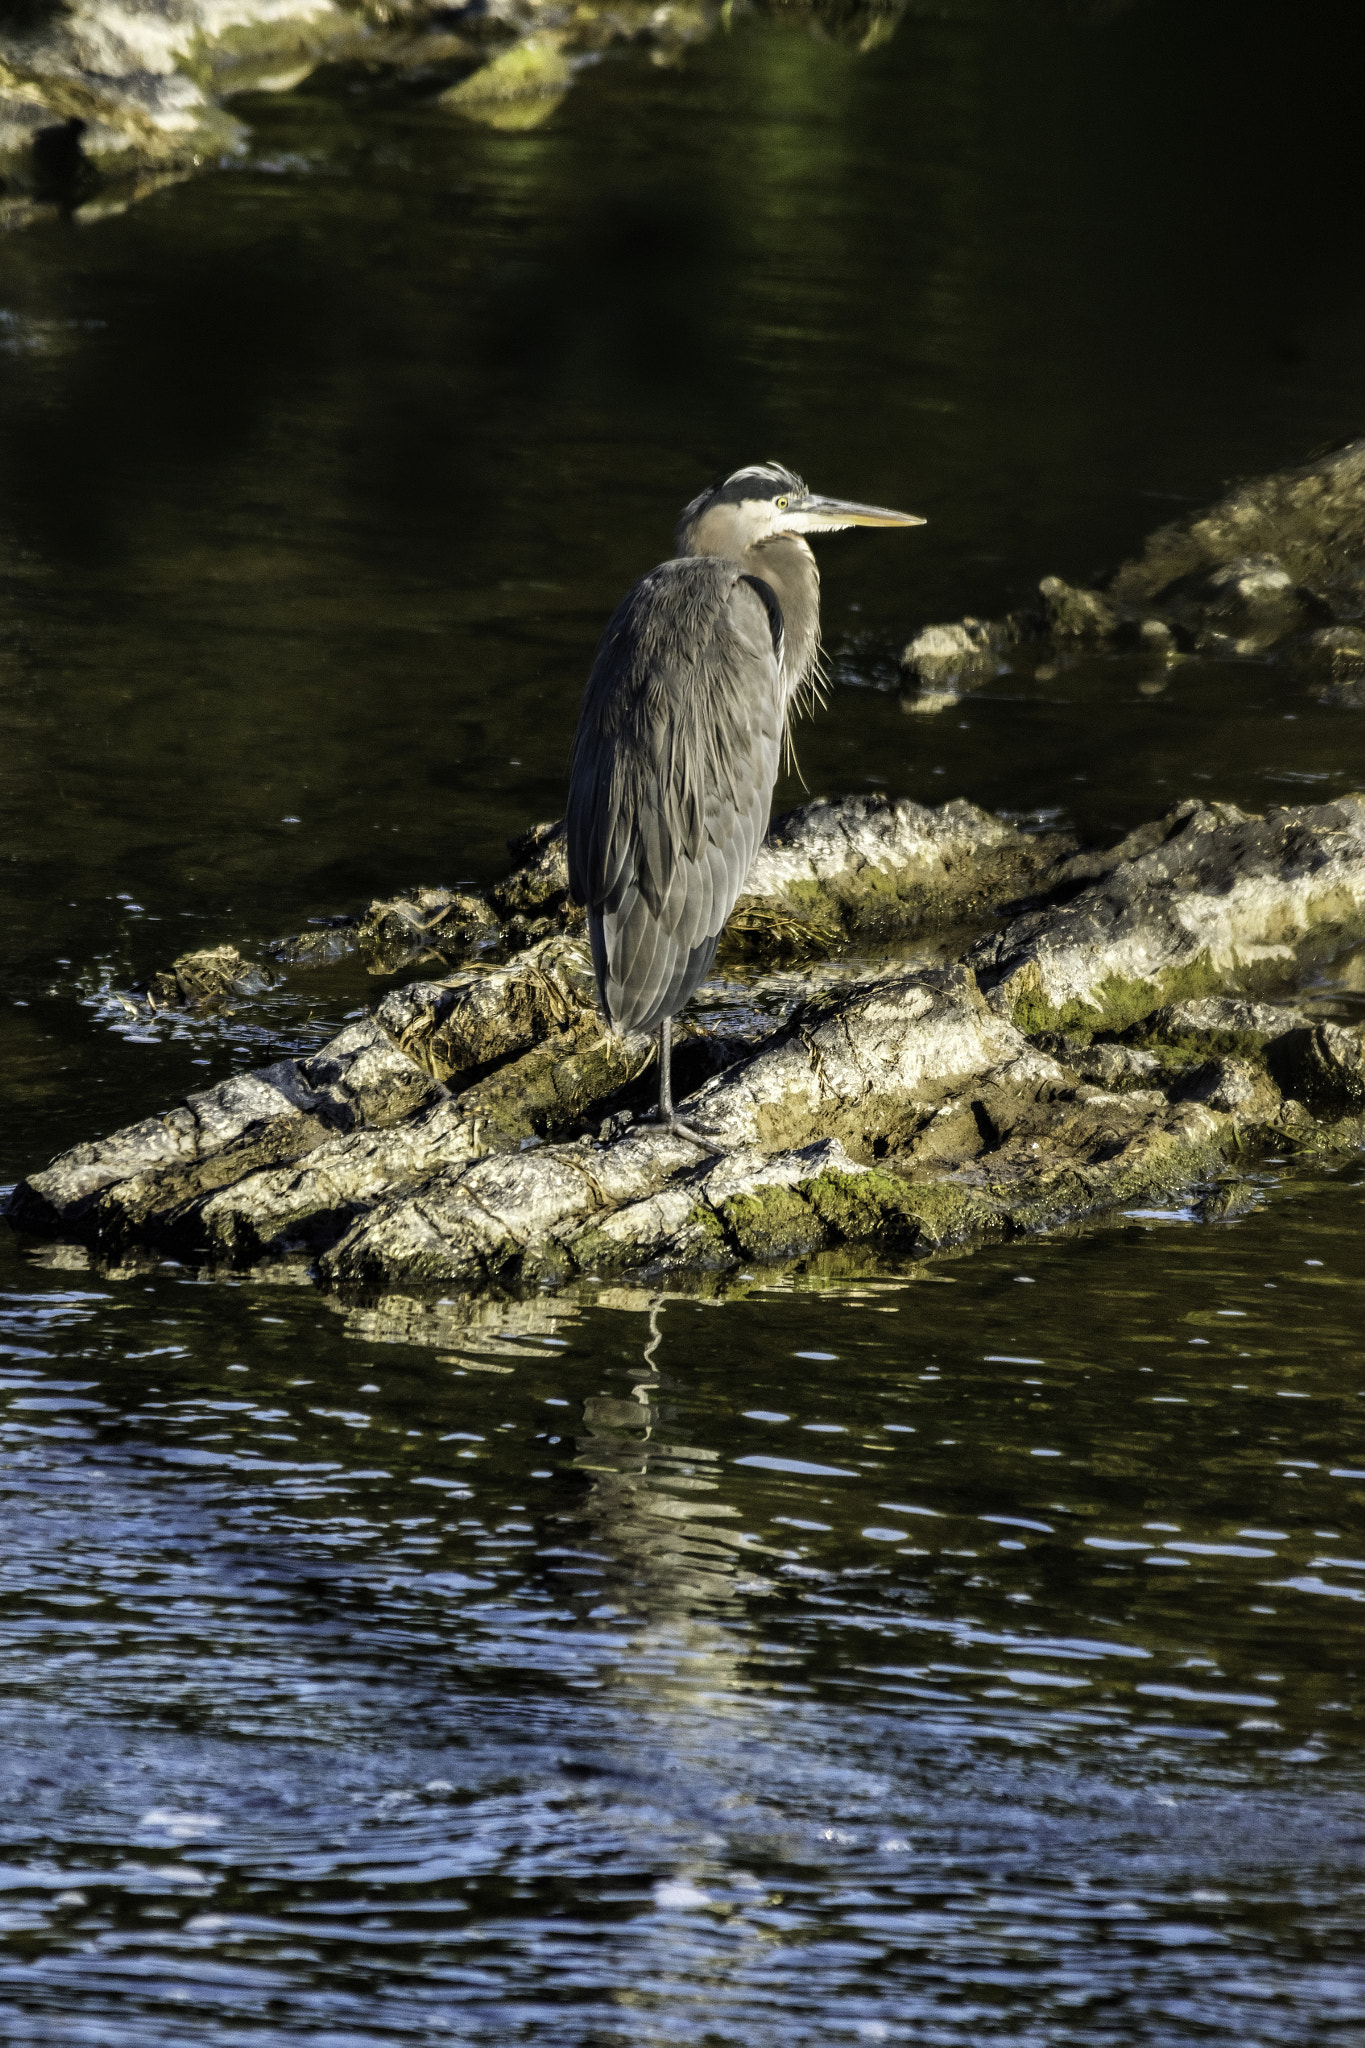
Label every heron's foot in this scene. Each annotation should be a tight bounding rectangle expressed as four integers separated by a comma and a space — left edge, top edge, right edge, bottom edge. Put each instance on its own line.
657, 1114, 729, 1156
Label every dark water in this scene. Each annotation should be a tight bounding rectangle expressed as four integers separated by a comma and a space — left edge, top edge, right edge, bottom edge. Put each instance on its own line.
3, 0, 1365, 2037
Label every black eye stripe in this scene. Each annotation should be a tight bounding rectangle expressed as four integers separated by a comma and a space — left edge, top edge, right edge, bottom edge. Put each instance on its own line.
707, 463, 806, 508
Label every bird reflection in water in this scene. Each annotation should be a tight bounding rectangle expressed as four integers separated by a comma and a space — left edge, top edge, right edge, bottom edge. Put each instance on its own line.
568, 1295, 776, 1642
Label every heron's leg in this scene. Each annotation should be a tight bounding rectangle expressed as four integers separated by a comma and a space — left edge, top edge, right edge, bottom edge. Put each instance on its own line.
654, 1013, 727, 1155
659, 1016, 673, 1121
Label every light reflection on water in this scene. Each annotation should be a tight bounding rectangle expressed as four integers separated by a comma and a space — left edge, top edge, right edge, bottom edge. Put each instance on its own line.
2, 1166, 1364, 2041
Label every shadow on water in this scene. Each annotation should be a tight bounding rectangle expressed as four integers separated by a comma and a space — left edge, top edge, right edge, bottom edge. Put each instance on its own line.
2, 0, 1365, 2036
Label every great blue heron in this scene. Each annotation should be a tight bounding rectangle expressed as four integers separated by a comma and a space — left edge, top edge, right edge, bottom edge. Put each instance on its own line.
566, 460, 925, 1146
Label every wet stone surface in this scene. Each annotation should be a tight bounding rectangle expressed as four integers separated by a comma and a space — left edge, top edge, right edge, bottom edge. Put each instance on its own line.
9, 789, 1365, 1303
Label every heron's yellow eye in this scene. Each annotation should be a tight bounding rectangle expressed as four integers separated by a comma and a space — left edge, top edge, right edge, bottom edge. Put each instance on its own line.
776, 497, 788, 510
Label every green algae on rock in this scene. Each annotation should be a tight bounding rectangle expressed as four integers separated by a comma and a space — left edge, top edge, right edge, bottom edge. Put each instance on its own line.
736, 794, 1071, 940
438, 34, 573, 131
970, 795, 1365, 1037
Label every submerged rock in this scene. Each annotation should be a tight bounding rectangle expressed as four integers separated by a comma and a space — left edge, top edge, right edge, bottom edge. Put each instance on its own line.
142, 944, 279, 1010
900, 617, 1020, 713
267, 918, 358, 968
1038, 576, 1119, 641
352, 885, 502, 974
9, 789, 1365, 1302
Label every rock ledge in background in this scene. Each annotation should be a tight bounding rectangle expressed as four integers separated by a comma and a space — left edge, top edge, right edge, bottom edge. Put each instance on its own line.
902, 437, 1365, 712
0, 0, 897, 227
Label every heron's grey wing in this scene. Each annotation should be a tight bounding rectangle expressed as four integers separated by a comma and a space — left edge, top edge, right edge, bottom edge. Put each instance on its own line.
566, 559, 784, 1036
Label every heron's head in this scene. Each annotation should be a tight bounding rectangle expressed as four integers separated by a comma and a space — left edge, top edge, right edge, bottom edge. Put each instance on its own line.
675, 460, 925, 559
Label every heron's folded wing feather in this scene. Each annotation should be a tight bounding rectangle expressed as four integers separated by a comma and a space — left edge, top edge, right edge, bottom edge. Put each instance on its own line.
566, 560, 785, 1033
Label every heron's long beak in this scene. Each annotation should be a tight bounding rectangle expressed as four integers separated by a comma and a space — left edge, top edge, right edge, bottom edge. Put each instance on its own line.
784, 494, 927, 534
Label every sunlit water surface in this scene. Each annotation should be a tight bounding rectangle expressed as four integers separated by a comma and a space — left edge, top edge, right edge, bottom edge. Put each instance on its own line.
3, 0, 1365, 2037
3, 1189, 1365, 2043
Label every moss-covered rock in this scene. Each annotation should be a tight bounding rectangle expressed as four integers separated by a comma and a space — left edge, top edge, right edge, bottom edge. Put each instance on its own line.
11, 789, 1365, 1300
438, 36, 573, 130
1137, 995, 1310, 1061
1001, 957, 1229, 1040
717, 1181, 831, 1260
738, 793, 1071, 943
972, 796, 1365, 1036
804, 1167, 1004, 1250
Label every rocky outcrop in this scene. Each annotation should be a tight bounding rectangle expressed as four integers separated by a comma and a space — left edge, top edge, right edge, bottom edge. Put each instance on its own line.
0, 0, 864, 224
9, 790, 1365, 1302
970, 794, 1365, 1034
7, 1011, 448, 1257
105, 790, 1071, 1020
1, 0, 410, 223
734, 793, 1068, 940
902, 437, 1365, 711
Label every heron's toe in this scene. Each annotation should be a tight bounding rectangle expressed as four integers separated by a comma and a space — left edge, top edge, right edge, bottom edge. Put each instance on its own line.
665, 1117, 729, 1156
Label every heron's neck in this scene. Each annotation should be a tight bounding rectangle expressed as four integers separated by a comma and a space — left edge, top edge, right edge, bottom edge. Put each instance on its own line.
743, 533, 821, 699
